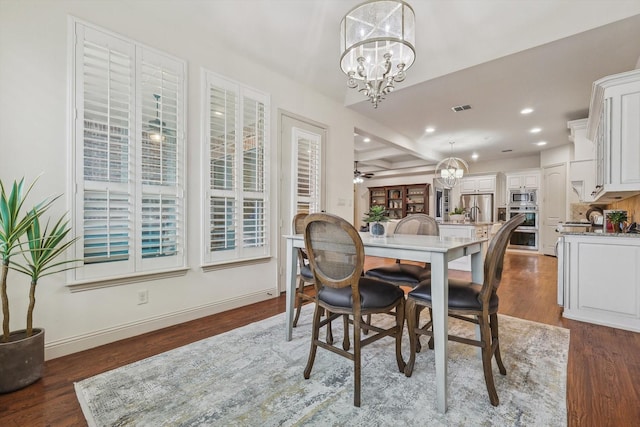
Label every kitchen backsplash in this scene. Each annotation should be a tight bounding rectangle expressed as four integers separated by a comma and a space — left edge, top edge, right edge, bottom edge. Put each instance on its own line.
569, 203, 592, 222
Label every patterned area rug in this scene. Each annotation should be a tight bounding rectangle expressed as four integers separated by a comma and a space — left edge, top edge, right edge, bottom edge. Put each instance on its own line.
75, 305, 569, 426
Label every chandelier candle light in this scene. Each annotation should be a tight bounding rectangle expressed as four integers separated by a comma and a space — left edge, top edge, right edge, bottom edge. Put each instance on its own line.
340, 0, 416, 108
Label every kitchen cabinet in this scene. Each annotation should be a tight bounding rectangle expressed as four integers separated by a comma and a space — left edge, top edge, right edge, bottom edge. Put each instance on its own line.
506, 171, 540, 190
585, 68, 640, 202
558, 233, 640, 332
439, 223, 489, 271
460, 175, 496, 194
368, 184, 429, 219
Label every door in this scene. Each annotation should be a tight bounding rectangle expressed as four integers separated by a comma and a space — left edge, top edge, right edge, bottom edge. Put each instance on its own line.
541, 163, 566, 255
278, 112, 327, 293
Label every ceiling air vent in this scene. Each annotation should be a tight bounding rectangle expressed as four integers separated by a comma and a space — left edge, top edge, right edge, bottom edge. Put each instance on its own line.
451, 104, 472, 112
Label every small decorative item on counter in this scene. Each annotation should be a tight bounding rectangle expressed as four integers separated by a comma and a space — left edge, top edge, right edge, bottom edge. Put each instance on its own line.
606, 210, 628, 233
449, 206, 466, 222
362, 205, 389, 237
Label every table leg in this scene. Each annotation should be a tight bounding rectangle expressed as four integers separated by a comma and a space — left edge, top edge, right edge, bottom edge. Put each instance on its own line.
285, 239, 296, 341
430, 252, 449, 413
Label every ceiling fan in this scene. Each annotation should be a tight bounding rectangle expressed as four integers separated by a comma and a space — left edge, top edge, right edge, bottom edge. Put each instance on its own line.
353, 161, 374, 183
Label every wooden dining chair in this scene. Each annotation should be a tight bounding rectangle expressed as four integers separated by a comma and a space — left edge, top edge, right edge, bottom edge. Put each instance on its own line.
303, 213, 406, 407
292, 213, 314, 327
365, 214, 439, 286
404, 213, 525, 406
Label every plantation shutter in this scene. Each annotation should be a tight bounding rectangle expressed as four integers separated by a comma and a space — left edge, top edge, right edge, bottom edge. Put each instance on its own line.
292, 127, 321, 214
73, 21, 186, 281
138, 50, 184, 264
204, 71, 269, 264
78, 25, 135, 269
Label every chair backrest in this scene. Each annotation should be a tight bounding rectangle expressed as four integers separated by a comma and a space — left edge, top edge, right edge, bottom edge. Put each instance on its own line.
394, 213, 439, 236
293, 212, 309, 267
479, 213, 525, 304
304, 213, 364, 292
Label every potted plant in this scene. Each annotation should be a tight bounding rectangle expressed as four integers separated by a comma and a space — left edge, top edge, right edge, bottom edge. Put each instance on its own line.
606, 210, 628, 233
362, 205, 389, 237
0, 178, 78, 393
449, 207, 466, 222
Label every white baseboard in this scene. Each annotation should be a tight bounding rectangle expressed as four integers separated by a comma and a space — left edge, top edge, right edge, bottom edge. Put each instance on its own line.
45, 289, 275, 360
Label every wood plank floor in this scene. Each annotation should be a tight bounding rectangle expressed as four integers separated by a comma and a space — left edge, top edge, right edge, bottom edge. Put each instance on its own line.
1, 252, 639, 426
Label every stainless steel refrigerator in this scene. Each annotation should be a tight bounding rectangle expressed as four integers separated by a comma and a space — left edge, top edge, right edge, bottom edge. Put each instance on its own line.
460, 193, 493, 222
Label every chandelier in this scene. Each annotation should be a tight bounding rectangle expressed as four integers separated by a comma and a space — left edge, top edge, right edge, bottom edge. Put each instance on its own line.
435, 142, 469, 189
340, 0, 416, 108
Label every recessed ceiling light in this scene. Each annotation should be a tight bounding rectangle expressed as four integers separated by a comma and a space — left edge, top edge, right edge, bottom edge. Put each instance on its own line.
425, 127, 435, 133
529, 127, 542, 133
471, 153, 479, 160
534, 141, 547, 146
363, 137, 371, 143
520, 108, 534, 115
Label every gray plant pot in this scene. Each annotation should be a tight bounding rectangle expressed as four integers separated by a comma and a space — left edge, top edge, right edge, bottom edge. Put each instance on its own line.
0, 328, 44, 393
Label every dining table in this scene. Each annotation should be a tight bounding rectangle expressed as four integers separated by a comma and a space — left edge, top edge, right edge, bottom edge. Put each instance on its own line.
283, 231, 487, 413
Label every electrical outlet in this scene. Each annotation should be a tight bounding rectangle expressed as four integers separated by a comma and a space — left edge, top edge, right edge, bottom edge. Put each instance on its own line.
137, 289, 149, 305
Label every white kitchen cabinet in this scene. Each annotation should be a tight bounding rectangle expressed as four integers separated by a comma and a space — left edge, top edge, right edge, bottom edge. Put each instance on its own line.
460, 175, 496, 194
506, 172, 540, 190
558, 233, 640, 332
439, 224, 489, 271
586, 68, 640, 202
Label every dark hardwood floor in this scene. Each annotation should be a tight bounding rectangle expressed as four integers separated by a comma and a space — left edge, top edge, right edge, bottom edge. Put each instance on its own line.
1, 252, 639, 426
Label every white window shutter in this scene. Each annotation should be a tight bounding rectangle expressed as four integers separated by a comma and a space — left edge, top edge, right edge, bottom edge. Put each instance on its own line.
292, 127, 321, 214
203, 72, 269, 264
72, 20, 186, 281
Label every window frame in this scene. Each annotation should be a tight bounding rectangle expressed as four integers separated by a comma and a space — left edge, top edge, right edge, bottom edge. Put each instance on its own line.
68, 18, 187, 285
200, 69, 271, 267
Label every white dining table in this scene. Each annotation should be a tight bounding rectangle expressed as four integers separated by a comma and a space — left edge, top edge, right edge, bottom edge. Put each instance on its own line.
283, 232, 487, 414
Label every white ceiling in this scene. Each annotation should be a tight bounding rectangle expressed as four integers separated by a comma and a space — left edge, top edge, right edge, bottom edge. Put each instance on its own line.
166, 1, 640, 177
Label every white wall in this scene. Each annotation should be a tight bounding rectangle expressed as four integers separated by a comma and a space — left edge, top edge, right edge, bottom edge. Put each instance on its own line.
0, 0, 409, 358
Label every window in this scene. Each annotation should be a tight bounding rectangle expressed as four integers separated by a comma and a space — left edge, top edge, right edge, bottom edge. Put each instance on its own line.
291, 127, 322, 214
202, 71, 270, 265
71, 20, 186, 282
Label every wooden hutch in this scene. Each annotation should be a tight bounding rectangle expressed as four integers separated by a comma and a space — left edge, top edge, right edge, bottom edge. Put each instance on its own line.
369, 184, 430, 219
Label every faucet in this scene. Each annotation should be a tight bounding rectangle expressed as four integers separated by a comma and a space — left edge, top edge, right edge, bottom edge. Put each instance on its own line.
469, 205, 481, 222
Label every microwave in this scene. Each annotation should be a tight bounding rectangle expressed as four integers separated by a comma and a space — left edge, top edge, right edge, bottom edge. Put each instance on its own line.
510, 190, 536, 205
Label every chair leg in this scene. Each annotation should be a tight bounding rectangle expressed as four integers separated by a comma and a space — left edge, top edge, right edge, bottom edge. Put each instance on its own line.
326, 310, 333, 345
490, 313, 507, 375
353, 314, 362, 407
293, 277, 305, 327
342, 314, 350, 351
304, 305, 322, 380
478, 314, 500, 406
395, 298, 406, 373
404, 298, 418, 377
426, 308, 434, 350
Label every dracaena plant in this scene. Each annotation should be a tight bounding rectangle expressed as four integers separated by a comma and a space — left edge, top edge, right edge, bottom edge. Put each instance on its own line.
0, 177, 77, 342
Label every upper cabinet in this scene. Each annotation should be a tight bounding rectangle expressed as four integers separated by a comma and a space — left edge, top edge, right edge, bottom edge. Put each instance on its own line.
460, 175, 496, 193
506, 172, 540, 190
585, 68, 640, 202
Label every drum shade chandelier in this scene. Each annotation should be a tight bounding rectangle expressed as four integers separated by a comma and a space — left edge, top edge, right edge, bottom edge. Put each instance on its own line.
340, 0, 416, 108
435, 142, 469, 189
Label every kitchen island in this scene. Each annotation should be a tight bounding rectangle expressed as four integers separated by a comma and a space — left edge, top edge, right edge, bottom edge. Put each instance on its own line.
557, 232, 640, 332
439, 221, 494, 271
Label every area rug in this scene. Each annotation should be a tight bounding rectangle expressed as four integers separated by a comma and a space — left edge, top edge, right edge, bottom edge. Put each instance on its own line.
75, 305, 569, 426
